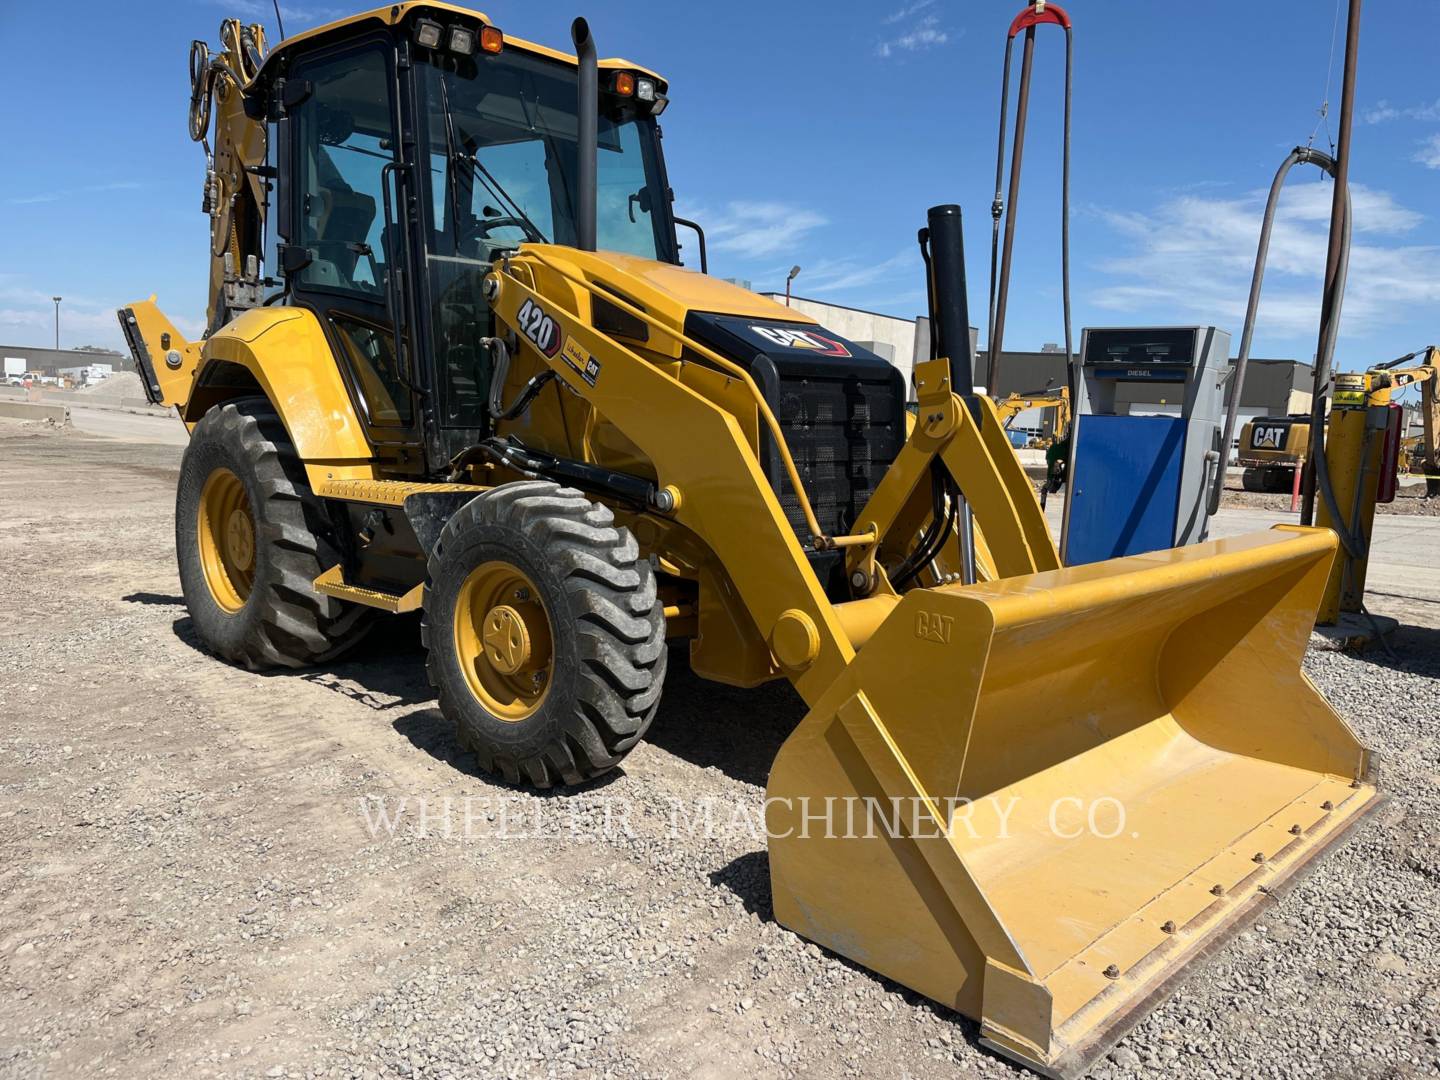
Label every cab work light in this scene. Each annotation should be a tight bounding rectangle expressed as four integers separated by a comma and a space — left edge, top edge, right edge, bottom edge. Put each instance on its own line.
480, 26, 504, 53
635, 77, 656, 102
448, 26, 477, 55
414, 18, 443, 48
613, 71, 635, 97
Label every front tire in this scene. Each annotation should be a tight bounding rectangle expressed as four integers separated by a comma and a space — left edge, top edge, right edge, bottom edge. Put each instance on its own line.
176, 398, 372, 669
423, 481, 667, 788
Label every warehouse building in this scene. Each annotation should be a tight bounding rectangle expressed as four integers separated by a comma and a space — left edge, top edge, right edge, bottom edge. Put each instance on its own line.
1, 344, 130, 379
757, 294, 976, 392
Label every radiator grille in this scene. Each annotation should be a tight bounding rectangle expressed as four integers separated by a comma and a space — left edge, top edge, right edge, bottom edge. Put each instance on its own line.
767, 374, 905, 540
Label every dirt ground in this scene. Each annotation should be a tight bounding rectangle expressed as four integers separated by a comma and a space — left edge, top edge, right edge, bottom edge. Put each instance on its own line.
2, 419, 1438, 1080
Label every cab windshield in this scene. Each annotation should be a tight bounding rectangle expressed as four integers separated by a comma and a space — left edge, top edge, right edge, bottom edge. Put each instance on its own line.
415, 46, 674, 435
418, 49, 674, 263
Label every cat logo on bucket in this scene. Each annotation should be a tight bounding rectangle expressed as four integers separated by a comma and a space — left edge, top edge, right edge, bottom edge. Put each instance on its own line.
749, 325, 852, 357
914, 610, 953, 644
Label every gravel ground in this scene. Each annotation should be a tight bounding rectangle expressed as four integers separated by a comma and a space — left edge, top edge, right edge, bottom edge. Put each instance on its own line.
1221, 483, 1440, 517
1, 418, 1437, 1080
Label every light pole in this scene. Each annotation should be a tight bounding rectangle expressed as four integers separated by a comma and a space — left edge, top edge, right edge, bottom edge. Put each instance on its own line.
785, 265, 801, 307
52, 297, 62, 350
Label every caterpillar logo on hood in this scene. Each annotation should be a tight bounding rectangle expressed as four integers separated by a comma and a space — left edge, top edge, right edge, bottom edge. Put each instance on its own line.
748, 325, 852, 357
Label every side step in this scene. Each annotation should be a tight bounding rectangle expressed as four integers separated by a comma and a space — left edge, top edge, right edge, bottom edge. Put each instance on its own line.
313, 564, 423, 613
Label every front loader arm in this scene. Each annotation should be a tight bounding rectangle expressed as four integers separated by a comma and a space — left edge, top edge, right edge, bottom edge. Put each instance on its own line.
846, 358, 1060, 589
488, 252, 858, 703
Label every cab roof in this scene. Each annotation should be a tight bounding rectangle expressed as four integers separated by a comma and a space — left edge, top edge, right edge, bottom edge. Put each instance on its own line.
255, 2, 666, 87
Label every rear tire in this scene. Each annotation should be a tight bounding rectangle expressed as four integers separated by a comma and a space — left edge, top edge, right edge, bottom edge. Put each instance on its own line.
423, 481, 667, 788
1241, 466, 1291, 494
176, 398, 372, 669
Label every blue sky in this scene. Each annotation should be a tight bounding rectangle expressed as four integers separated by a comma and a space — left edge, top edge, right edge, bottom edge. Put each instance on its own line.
2, 0, 1438, 374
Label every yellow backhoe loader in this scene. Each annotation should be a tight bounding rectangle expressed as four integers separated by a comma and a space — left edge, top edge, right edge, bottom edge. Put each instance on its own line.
121, 6, 1378, 1075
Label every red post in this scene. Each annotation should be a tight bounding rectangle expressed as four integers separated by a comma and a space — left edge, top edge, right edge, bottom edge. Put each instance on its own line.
1291, 457, 1304, 513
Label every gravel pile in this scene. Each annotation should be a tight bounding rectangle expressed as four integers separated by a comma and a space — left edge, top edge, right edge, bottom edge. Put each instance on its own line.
76, 370, 145, 400
0, 422, 1436, 1080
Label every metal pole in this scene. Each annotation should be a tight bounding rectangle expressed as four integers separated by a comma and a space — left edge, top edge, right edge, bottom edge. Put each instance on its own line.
1301, 0, 1361, 526
52, 296, 62, 350
987, 27, 1036, 395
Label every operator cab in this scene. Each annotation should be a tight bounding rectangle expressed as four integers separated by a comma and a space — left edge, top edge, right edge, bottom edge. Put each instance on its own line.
258, 3, 678, 472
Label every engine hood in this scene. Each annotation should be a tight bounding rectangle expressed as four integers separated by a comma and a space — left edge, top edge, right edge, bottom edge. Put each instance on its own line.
517, 245, 821, 359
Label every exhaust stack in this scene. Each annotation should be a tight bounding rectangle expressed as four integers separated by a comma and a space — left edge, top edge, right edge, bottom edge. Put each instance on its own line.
571, 17, 598, 252
922, 204, 975, 394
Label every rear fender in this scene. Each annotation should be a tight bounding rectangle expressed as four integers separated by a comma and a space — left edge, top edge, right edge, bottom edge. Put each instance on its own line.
188, 307, 372, 466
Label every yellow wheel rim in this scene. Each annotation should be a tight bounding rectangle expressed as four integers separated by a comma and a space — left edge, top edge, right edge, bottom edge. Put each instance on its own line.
453, 561, 554, 721
197, 467, 255, 614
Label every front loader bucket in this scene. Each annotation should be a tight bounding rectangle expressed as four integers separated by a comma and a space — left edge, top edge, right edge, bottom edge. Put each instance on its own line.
767, 526, 1378, 1078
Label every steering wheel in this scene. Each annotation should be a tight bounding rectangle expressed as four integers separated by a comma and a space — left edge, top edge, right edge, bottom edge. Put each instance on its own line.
476, 215, 545, 243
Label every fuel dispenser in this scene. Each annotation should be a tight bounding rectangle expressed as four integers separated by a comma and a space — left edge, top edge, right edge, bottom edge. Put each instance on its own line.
1061, 326, 1230, 565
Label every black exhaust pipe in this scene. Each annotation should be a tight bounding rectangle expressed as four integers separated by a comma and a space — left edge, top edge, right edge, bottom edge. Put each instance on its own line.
571, 17, 598, 252
920, 204, 974, 395
918, 204, 979, 585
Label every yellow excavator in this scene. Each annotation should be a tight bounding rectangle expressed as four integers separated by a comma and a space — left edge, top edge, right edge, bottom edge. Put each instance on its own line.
120, 6, 1377, 1075
995, 386, 1070, 447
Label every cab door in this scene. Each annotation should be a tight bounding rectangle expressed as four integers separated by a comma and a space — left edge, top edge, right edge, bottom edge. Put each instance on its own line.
281, 39, 424, 469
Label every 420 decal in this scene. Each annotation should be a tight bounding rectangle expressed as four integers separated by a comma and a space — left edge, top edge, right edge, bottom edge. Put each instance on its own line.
516, 298, 562, 358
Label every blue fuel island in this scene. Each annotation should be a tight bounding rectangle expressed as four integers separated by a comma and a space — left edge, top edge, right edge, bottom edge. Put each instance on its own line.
1061, 326, 1231, 565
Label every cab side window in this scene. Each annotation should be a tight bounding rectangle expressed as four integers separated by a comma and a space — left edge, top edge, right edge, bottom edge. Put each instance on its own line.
290, 46, 412, 429
294, 50, 393, 298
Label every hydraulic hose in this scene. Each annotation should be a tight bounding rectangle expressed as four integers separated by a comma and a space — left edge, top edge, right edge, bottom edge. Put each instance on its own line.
1217, 146, 1361, 558
1208, 148, 1350, 517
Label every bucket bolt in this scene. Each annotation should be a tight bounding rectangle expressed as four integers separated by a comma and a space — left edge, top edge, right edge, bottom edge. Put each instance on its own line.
1160, 920, 1176, 935
1289, 824, 1303, 835
1321, 800, 1334, 811
1103, 964, 1121, 980
1210, 884, 1225, 897
1252, 852, 1265, 863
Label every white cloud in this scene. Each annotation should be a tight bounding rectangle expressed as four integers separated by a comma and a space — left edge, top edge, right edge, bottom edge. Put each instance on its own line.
219, 0, 349, 29
1090, 181, 1440, 341
876, 14, 950, 59
1415, 133, 1440, 169
883, 0, 936, 24
0, 275, 198, 351
1362, 101, 1399, 125
693, 201, 828, 260
787, 249, 918, 294
5, 181, 142, 207
1363, 98, 1440, 124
